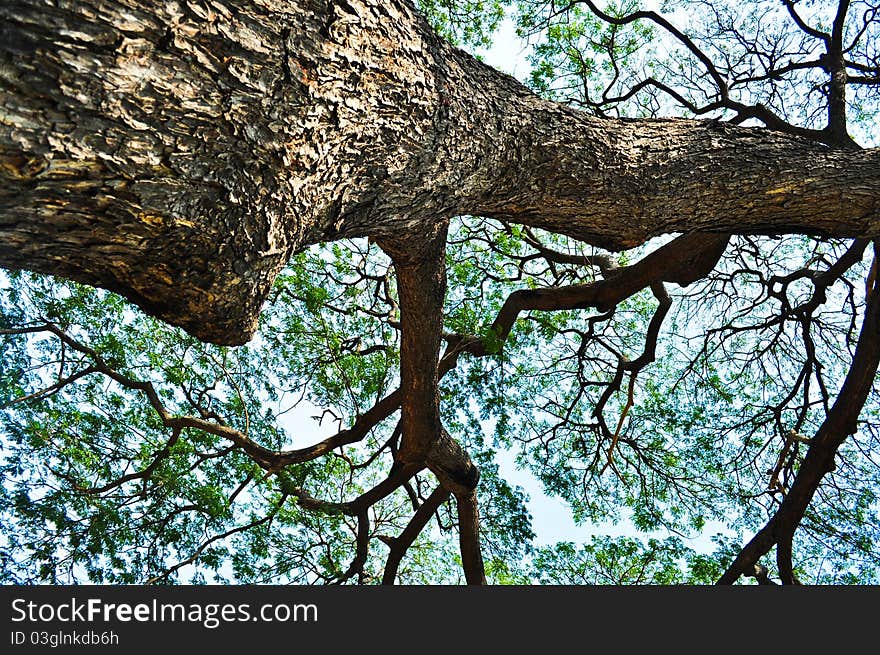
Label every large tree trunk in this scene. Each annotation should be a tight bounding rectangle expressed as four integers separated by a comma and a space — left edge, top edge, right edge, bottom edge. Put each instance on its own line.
2, 0, 879, 344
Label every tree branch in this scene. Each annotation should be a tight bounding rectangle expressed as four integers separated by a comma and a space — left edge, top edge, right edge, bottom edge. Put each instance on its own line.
377, 221, 449, 468
718, 252, 880, 584
1, 323, 402, 472
456, 490, 487, 585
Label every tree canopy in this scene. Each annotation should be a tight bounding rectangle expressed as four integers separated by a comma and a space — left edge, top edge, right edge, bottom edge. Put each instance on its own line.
1, 0, 879, 585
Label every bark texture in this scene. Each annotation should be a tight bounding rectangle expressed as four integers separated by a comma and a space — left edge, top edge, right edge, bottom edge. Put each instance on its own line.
377, 223, 448, 469
2, 1, 880, 344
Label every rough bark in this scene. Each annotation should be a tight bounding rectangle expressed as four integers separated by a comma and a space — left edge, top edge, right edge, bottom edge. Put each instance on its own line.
1, 0, 445, 343
2, 0, 880, 344
455, 490, 486, 585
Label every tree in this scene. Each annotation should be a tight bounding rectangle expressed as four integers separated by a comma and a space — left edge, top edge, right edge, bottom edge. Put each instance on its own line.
0, 0, 878, 584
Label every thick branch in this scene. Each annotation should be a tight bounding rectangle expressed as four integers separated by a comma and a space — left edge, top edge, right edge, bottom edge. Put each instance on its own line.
336, 511, 370, 585
825, 0, 857, 147
444, 232, 729, 360
2, 0, 879, 345
456, 490, 487, 585
784, 1, 831, 44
